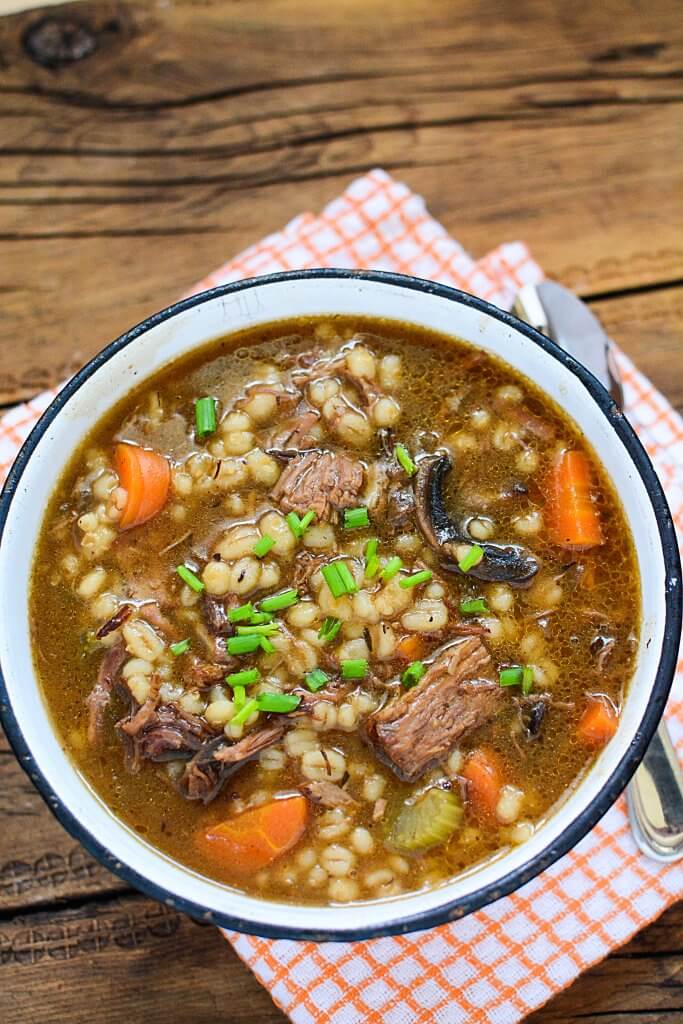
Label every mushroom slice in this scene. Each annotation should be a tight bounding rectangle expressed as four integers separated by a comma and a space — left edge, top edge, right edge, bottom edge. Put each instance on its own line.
414, 452, 539, 585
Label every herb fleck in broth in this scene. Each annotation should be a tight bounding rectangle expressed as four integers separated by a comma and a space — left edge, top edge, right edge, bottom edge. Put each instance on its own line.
31, 316, 639, 903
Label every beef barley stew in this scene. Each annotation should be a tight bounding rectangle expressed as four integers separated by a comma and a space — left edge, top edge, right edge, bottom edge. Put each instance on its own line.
31, 316, 639, 904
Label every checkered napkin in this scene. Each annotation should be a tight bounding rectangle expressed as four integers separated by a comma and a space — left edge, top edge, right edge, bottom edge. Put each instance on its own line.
2, 170, 681, 1024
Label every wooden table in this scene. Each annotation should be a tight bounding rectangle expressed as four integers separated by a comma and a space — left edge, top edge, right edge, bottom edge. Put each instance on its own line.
1, 2, 681, 1021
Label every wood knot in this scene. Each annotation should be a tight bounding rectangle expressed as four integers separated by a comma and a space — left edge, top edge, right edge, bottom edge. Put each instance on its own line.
22, 16, 97, 69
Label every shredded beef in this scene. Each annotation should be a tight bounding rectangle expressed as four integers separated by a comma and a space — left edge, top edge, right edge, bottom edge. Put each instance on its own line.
201, 594, 235, 636
117, 702, 213, 770
365, 637, 501, 782
180, 724, 286, 803
86, 637, 126, 745
270, 449, 365, 519
300, 780, 358, 808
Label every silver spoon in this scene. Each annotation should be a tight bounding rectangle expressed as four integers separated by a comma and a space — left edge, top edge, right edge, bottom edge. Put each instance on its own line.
514, 281, 683, 862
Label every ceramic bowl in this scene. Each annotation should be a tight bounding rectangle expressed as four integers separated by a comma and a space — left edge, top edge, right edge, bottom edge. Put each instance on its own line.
0, 270, 680, 940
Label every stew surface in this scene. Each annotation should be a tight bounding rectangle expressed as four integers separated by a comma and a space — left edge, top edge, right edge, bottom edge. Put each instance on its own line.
31, 316, 639, 905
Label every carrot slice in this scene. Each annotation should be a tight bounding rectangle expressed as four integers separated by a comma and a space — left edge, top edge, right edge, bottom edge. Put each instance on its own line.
547, 449, 603, 550
462, 747, 503, 817
578, 696, 618, 745
396, 634, 427, 661
197, 795, 309, 874
115, 442, 170, 530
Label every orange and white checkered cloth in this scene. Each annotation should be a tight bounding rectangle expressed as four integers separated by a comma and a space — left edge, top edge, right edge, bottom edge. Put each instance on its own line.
1, 170, 681, 1023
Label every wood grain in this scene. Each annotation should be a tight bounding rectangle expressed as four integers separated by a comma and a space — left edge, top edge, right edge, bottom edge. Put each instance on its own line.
1, 2, 682, 1023
0, 0, 682, 401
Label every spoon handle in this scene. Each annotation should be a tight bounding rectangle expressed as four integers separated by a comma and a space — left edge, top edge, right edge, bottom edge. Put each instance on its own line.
513, 282, 683, 863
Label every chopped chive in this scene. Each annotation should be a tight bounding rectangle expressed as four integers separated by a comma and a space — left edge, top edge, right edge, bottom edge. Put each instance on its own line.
248, 611, 273, 625
231, 697, 259, 727
176, 564, 205, 593
365, 555, 381, 579
227, 634, 262, 655
522, 666, 534, 695
305, 668, 330, 692
401, 661, 426, 689
321, 563, 345, 599
228, 602, 255, 623
226, 668, 260, 688
344, 506, 370, 530
169, 638, 190, 656
299, 510, 316, 534
399, 569, 433, 590
499, 666, 524, 687
236, 623, 281, 636
286, 511, 303, 538
318, 617, 342, 643
341, 658, 368, 679
336, 561, 358, 594
259, 589, 299, 613
232, 685, 246, 709
381, 556, 403, 581
460, 598, 489, 615
252, 534, 276, 558
195, 396, 217, 438
365, 538, 378, 564
259, 635, 276, 654
257, 693, 302, 713
395, 443, 417, 477
458, 544, 485, 573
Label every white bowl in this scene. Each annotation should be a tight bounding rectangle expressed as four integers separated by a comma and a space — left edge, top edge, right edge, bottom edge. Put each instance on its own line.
0, 270, 680, 941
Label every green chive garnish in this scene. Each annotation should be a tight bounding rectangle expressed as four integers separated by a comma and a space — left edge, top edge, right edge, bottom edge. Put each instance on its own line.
365, 538, 378, 562
460, 598, 489, 615
259, 589, 299, 613
228, 602, 255, 623
305, 668, 330, 692
195, 396, 217, 438
231, 697, 259, 726
232, 685, 246, 709
365, 555, 381, 579
395, 443, 417, 477
399, 569, 433, 590
252, 535, 276, 558
257, 693, 302, 713
321, 563, 345, 599
249, 612, 273, 625
458, 544, 485, 573
318, 617, 341, 643
236, 623, 280, 636
226, 668, 260, 687
259, 635, 276, 654
336, 561, 358, 594
176, 565, 205, 593
169, 638, 190, 656
227, 634, 262, 655
401, 661, 426, 688
286, 510, 316, 539
499, 666, 524, 687
344, 506, 370, 530
299, 510, 316, 534
341, 658, 368, 679
381, 556, 403, 581
522, 666, 534, 695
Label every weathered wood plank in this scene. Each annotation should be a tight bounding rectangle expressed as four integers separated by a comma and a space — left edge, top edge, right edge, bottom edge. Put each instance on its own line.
0, 0, 682, 402
0, 894, 283, 1024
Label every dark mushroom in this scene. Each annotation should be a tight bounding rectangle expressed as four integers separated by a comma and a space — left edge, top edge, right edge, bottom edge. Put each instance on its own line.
414, 452, 539, 585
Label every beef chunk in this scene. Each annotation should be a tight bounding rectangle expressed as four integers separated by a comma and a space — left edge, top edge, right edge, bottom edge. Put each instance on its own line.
117, 702, 213, 770
386, 484, 415, 531
300, 780, 358, 808
365, 637, 501, 782
180, 724, 286, 803
201, 594, 234, 636
86, 637, 126, 745
270, 449, 365, 519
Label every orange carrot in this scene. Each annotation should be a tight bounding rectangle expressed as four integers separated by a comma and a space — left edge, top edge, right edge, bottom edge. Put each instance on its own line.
547, 449, 603, 550
115, 443, 170, 530
462, 747, 503, 817
578, 696, 618, 746
197, 795, 309, 874
396, 634, 427, 661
